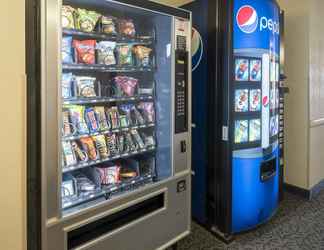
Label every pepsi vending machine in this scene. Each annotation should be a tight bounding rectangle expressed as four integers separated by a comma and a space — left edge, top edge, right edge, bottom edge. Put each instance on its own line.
183, 0, 281, 238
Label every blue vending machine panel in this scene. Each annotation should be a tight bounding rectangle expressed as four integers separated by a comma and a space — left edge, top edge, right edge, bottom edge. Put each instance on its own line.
232, 0, 280, 233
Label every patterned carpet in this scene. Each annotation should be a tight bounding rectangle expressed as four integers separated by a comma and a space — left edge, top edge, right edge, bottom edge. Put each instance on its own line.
176, 191, 324, 250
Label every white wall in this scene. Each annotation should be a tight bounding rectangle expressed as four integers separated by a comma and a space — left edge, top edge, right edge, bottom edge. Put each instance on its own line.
0, 1, 26, 250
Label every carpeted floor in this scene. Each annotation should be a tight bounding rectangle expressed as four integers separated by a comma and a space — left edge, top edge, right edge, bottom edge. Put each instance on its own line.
176, 191, 324, 250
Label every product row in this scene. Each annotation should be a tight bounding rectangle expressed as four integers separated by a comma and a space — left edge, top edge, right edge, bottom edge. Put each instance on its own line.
234, 115, 279, 144
62, 103, 155, 137
62, 157, 155, 200
62, 129, 155, 167
62, 74, 153, 99
62, 5, 139, 37
235, 58, 279, 82
62, 37, 153, 67
234, 88, 279, 113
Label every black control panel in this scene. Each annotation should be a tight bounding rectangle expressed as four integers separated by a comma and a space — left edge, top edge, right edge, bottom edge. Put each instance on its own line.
175, 49, 188, 134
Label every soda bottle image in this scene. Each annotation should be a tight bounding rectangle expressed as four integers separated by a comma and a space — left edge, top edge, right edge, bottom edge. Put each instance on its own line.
250, 60, 261, 81
235, 59, 248, 81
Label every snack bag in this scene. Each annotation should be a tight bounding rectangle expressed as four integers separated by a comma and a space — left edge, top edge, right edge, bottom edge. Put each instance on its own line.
62, 110, 72, 136
113, 76, 138, 97
62, 73, 74, 99
133, 46, 152, 67
93, 135, 109, 159
75, 9, 100, 32
94, 106, 110, 131
141, 133, 155, 148
106, 133, 119, 156
69, 105, 89, 134
130, 129, 145, 149
106, 107, 120, 129
101, 16, 117, 34
75, 76, 96, 98
85, 107, 99, 133
80, 137, 97, 161
71, 141, 88, 162
120, 160, 139, 179
96, 165, 120, 185
119, 104, 132, 127
62, 36, 73, 64
73, 40, 96, 64
116, 45, 133, 65
125, 132, 137, 152
119, 19, 136, 37
131, 106, 145, 125
97, 41, 116, 65
62, 141, 77, 166
117, 134, 125, 154
62, 5, 75, 29
138, 102, 155, 123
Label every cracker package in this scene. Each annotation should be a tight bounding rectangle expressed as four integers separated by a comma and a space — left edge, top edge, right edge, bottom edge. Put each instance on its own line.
119, 19, 136, 37
133, 46, 152, 67
80, 137, 98, 161
73, 40, 96, 64
101, 16, 117, 35
62, 5, 75, 29
75, 8, 100, 32
75, 76, 96, 98
116, 44, 133, 65
97, 41, 116, 65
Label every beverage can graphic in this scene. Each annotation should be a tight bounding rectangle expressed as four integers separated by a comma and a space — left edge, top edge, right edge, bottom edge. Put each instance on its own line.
270, 88, 276, 110
249, 119, 261, 142
235, 58, 249, 81
250, 59, 262, 81
235, 120, 248, 143
249, 89, 261, 111
270, 115, 279, 136
235, 89, 249, 112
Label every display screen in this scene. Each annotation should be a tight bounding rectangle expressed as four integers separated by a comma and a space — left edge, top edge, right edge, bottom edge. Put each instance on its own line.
249, 119, 261, 142
235, 89, 249, 112
235, 58, 249, 81
249, 89, 261, 112
234, 120, 248, 143
249, 59, 262, 82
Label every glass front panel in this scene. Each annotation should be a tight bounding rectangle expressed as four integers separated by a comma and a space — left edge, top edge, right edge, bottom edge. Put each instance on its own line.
60, 0, 173, 215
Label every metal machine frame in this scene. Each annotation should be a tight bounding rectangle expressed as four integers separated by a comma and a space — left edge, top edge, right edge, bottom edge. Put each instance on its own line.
27, 1, 192, 249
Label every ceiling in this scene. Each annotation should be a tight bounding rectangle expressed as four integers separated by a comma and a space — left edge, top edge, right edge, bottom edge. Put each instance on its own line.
150, 0, 195, 7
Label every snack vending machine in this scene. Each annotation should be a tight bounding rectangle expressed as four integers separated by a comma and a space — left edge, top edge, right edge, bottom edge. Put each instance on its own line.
182, 0, 281, 238
28, 1, 191, 249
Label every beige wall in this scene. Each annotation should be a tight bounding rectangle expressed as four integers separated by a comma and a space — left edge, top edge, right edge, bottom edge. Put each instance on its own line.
277, 0, 310, 189
0, 1, 26, 250
308, 0, 324, 188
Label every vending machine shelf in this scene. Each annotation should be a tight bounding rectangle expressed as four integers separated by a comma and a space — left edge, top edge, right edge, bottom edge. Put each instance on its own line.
62, 147, 156, 173
62, 28, 155, 45
62, 95, 154, 105
62, 123, 155, 141
62, 63, 155, 73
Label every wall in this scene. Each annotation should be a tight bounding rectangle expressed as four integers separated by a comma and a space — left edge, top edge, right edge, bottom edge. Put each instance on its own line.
277, 0, 310, 189
308, 0, 324, 188
0, 1, 26, 250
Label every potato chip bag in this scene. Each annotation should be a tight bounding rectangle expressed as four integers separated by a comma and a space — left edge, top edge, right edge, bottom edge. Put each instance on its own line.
73, 40, 96, 64
75, 9, 100, 32
80, 137, 97, 161
62, 5, 75, 29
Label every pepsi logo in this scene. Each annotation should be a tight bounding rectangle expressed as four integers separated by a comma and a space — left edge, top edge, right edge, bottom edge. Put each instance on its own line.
236, 5, 258, 34
262, 96, 269, 107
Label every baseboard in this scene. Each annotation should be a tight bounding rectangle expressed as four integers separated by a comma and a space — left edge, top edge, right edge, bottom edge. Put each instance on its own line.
310, 179, 324, 199
283, 183, 310, 200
